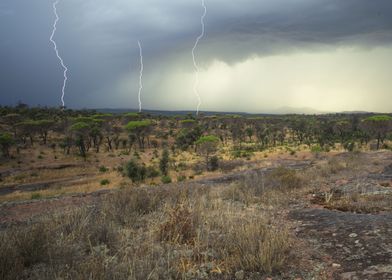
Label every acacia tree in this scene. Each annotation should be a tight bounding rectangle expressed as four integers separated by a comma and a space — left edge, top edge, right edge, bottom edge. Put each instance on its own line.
16, 120, 40, 146
0, 133, 14, 158
363, 115, 392, 150
333, 120, 352, 149
36, 119, 55, 144
175, 126, 202, 151
103, 121, 122, 151
70, 122, 90, 158
196, 135, 220, 170
125, 120, 153, 150
2, 113, 21, 137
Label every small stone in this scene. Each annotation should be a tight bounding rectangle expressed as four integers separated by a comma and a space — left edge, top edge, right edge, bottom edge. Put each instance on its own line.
349, 233, 358, 238
235, 270, 245, 280
355, 240, 360, 244
332, 263, 341, 268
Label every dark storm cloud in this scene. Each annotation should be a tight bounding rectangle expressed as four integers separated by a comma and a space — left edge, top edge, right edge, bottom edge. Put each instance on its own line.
0, 0, 391, 108
198, 0, 392, 63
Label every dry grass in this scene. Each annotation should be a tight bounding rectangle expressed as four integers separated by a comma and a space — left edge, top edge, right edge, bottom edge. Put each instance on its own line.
324, 192, 392, 214
222, 166, 306, 206
0, 177, 295, 279
0, 171, 123, 203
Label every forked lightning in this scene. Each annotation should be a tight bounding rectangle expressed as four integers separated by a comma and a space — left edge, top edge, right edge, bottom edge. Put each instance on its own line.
49, 0, 68, 108
192, 0, 207, 115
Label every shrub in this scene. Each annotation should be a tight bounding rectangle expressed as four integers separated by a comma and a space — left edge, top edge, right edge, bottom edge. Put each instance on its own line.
161, 175, 172, 184
99, 166, 109, 173
31, 193, 42, 200
177, 175, 186, 182
124, 160, 147, 182
100, 179, 110, 186
311, 145, 323, 153
222, 219, 290, 273
158, 204, 198, 245
209, 155, 219, 171
116, 165, 124, 173
146, 166, 160, 178
343, 141, 355, 152
232, 149, 254, 159
14, 223, 51, 267
268, 167, 303, 190
159, 149, 170, 176
105, 188, 163, 225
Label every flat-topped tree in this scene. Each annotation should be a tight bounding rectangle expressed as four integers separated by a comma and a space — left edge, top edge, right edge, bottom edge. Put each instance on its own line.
125, 120, 153, 150
70, 121, 90, 158
35, 119, 55, 144
363, 115, 392, 150
180, 119, 197, 129
15, 120, 41, 146
196, 135, 220, 170
123, 112, 141, 124
0, 133, 14, 158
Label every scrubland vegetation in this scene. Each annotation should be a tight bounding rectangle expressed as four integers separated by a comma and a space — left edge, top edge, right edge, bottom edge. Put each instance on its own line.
0, 104, 392, 279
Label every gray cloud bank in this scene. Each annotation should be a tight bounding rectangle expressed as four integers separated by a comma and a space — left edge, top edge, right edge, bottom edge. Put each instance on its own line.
0, 0, 391, 111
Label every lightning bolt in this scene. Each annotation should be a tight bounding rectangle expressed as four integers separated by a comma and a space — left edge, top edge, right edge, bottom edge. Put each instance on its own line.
192, 0, 207, 116
49, 0, 68, 108
137, 40, 143, 113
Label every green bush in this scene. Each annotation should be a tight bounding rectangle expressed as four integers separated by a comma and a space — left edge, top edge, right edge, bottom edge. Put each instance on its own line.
146, 166, 160, 178
31, 193, 42, 200
100, 179, 110, 186
311, 145, 323, 153
232, 150, 254, 159
161, 175, 172, 184
209, 155, 219, 171
177, 175, 186, 182
99, 166, 109, 173
159, 149, 170, 176
343, 141, 355, 152
124, 160, 147, 182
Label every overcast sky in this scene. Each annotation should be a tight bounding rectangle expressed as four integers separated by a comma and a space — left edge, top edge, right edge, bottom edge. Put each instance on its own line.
0, 0, 392, 113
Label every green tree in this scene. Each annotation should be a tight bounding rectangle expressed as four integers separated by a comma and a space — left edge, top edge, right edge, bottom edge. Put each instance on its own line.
363, 115, 392, 149
35, 119, 55, 144
70, 122, 90, 158
125, 120, 153, 150
245, 127, 254, 142
0, 133, 14, 158
175, 126, 202, 150
196, 135, 220, 170
159, 148, 170, 176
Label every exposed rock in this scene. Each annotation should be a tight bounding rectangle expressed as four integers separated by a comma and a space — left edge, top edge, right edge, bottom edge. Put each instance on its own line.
235, 270, 245, 280
290, 208, 392, 279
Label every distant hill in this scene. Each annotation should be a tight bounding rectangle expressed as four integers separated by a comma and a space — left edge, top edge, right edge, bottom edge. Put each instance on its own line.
95, 108, 276, 117
272, 106, 326, 115
95, 107, 377, 116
